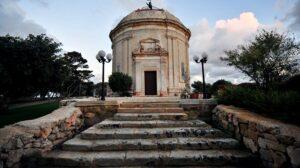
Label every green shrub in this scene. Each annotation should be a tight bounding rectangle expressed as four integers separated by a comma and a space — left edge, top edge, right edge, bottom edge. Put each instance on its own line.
211, 79, 232, 95
108, 72, 133, 96
279, 74, 300, 92
216, 86, 300, 125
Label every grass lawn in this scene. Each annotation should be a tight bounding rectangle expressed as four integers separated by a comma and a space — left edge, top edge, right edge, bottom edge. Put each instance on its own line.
0, 101, 59, 128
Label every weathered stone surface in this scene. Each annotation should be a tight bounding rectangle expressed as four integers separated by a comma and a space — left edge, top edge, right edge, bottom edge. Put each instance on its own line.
97, 119, 209, 128
243, 137, 257, 153
212, 105, 300, 168
39, 150, 255, 167
258, 137, 285, 152
272, 151, 286, 168
38, 101, 256, 167
120, 102, 180, 108
113, 112, 188, 121
118, 107, 184, 113
259, 149, 273, 161
63, 136, 239, 151
81, 127, 225, 140
0, 105, 84, 168
287, 146, 300, 167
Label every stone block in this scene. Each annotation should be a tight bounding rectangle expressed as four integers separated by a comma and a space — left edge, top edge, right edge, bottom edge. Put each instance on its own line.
245, 130, 258, 141
287, 146, 300, 167
239, 123, 248, 135
16, 138, 23, 149
262, 133, 277, 142
258, 137, 285, 152
248, 122, 257, 132
259, 148, 273, 161
243, 137, 258, 153
272, 151, 286, 168
276, 135, 295, 145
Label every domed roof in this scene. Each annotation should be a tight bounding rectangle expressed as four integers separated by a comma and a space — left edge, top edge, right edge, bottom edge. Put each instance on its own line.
110, 8, 190, 38
120, 8, 183, 25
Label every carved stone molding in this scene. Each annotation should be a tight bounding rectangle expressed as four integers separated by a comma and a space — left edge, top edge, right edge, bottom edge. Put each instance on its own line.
132, 38, 168, 58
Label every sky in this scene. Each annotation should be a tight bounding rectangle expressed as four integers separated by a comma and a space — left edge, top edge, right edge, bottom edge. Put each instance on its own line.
1, 0, 300, 84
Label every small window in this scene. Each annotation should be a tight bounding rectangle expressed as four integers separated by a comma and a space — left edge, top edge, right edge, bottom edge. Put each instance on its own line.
117, 65, 120, 72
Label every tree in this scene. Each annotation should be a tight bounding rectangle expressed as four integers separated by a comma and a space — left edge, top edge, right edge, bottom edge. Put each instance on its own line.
211, 79, 232, 95
0, 34, 62, 100
108, 72, 132, 96
59, 51, 94, 97
191, 81, 212, 94
0, 34, 94, 105
222, 29, 300, 89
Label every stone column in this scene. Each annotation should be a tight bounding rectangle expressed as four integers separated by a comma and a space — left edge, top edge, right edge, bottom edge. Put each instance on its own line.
167, 37, 174, 88
160, 56, 168, 96
172, 38, 179, 88
122, 40, 128, 73
134, 59, 142, 96
127, 39, 133, 76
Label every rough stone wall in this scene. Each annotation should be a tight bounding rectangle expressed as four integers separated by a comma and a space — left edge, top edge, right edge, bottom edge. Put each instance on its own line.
181, 99, 217, 122
0, 106, 84, 168
212, 105, 300, 168
75, 101, 119, 126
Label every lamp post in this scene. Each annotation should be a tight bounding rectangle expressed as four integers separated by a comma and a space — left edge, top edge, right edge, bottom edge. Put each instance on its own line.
193, 52, 208, 99
96, 50, 112, 101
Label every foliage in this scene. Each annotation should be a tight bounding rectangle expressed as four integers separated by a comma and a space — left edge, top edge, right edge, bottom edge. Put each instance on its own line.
0, 34, 94, 102
222, 29, 300, 89
210, 79, 232, 95
0, 34, 62, 99
216, 86, 300, 125
238, 82, 259, 89
59, 51, 93, 97
108, 72, 132, 96
191, 81, 212, 94
279, 74, 300, 92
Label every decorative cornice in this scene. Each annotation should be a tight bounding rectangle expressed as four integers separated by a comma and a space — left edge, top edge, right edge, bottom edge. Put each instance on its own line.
110, 19, 191, 41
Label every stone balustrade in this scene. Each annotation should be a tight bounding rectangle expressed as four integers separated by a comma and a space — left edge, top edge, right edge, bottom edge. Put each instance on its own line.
212, 105, 300, 168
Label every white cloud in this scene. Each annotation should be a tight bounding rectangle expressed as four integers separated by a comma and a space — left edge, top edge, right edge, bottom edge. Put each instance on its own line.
0, 0, 46, 37
286, 0, 300, 31
189, 12, 285, 85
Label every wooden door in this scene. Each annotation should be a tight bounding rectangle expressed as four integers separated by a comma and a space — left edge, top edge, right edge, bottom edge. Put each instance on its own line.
144, 71, 157, 95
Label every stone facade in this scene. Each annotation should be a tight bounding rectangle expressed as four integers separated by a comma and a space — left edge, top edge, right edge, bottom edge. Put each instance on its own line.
110, 8, 191, 96
212, 105, 300, 168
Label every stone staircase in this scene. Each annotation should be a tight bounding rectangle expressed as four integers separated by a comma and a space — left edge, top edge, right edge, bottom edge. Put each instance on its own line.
38, 101, 256, 167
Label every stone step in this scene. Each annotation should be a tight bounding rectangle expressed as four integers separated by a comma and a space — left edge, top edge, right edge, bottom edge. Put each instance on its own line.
117, 107, 184, 113
113, 112, 188, 121
81, 127, 227, 140
39, 150, 255, 167
120, 102, 180, 108
97, 119, 210, 128
63, 136, 240, 151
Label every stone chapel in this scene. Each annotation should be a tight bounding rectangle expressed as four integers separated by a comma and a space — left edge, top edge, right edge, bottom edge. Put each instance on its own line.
110, 7, 191, 96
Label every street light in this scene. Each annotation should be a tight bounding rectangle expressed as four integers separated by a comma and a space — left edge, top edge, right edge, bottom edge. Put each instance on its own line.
193, 52, 208, 99
96, 50, 112, 101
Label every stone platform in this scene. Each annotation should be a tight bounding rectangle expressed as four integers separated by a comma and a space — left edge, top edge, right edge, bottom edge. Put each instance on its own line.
38, 101, 256, 167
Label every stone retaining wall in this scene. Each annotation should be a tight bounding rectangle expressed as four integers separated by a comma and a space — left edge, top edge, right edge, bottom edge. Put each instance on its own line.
180, 99, 217, 121
0, 106, 84, 168
74, 101, 119, 126
212, 105, 300, 168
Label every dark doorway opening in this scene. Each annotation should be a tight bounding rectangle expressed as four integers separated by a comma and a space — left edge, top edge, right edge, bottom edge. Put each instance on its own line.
144, 71, 157, 95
